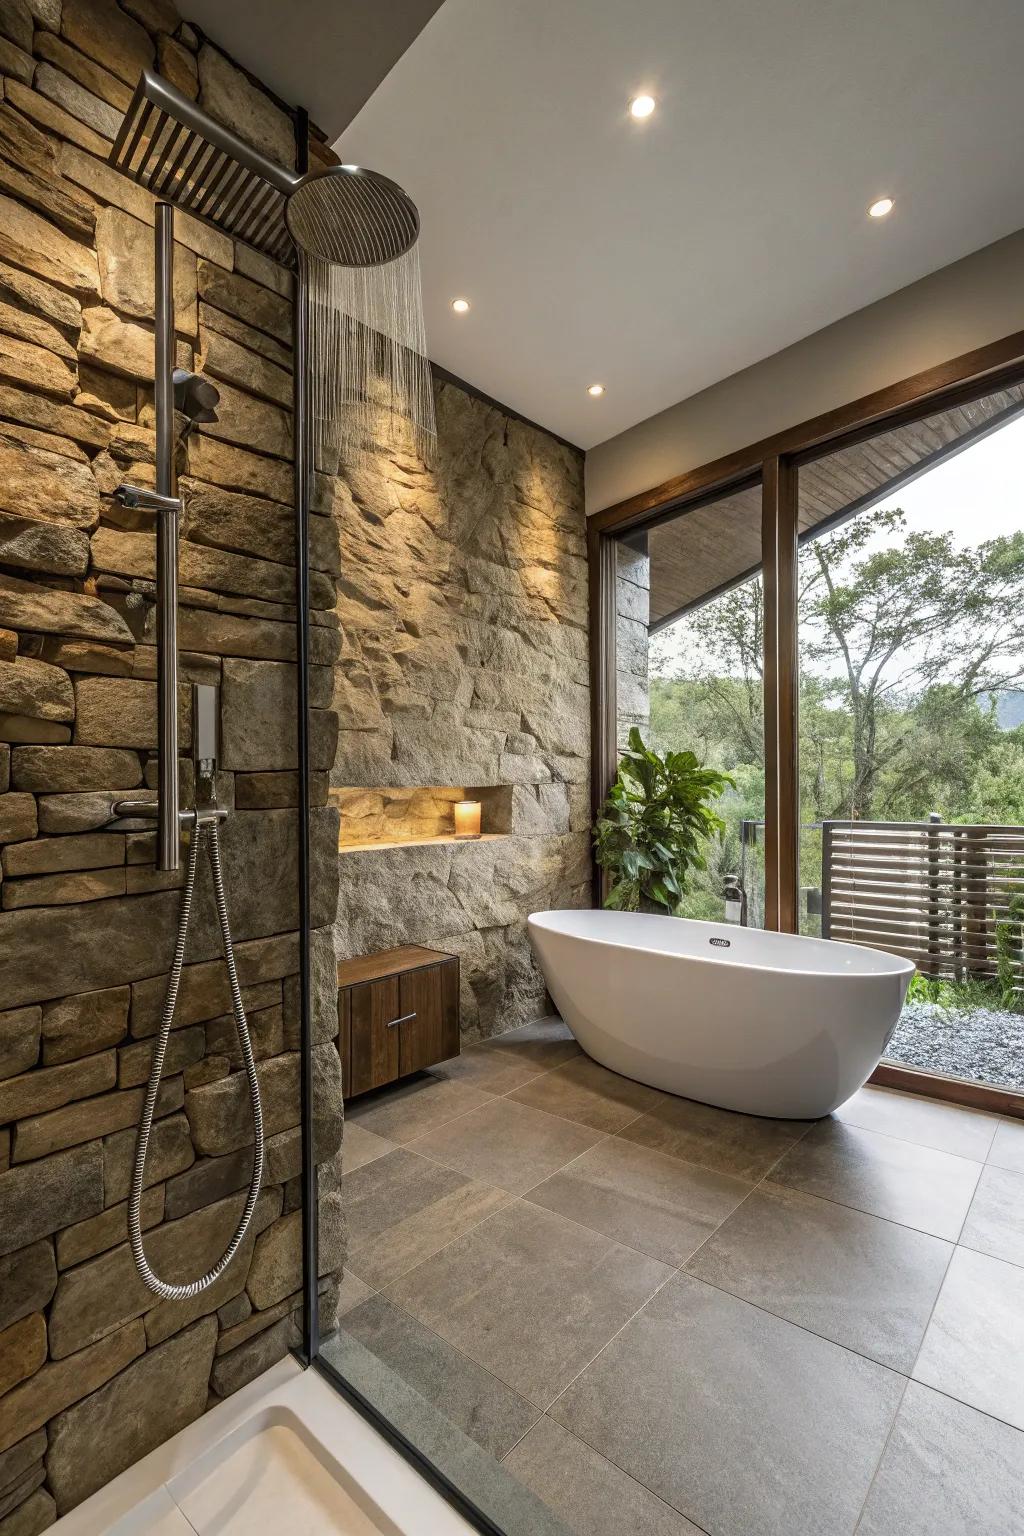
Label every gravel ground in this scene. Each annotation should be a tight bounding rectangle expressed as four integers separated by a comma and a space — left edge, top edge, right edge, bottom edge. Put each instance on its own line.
886, 1000, 1024, 1090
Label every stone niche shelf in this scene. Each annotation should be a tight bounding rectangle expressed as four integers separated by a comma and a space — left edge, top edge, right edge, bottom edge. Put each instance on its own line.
332, 785, 513, 853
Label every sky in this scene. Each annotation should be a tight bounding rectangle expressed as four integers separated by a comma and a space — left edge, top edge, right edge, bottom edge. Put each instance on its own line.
652, 407, 1024, 677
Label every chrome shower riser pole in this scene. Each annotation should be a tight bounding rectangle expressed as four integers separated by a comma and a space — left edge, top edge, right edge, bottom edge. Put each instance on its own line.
155, 200, 180, 873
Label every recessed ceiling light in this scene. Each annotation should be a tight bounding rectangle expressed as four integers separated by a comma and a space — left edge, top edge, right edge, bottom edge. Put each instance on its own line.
587, 383, 605, 397
629, 94, 656, 120
868, 196, 895, 219
451, 297, 470, 313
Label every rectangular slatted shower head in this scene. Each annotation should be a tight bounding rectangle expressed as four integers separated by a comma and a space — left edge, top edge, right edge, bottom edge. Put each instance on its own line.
110, 68, 299, 267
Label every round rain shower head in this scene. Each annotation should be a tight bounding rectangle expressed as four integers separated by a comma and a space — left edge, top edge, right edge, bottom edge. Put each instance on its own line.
285, 165, 421, 267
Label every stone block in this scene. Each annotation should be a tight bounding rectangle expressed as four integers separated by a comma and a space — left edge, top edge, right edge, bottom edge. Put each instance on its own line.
0, 432, 100, 529
0, 717, 70, 747
0, 515, 89, 580
60, 0, 154, 88
79, 306, 190, 383
0, 32, 32, 83
0, 302, 76, 364
197, 301, 291, 370
46, 1318, 213, 1513
232, 241, 292, 298
33, 62, 121, 141
0, 1245, 55, 1336
2, 866, 126, 909
0, 333, 76, 400
209, 1312, 297, 1400
197, 43, 294, 170
117, 1024, 204, 1089
11, 745, 140, 792
103, 1111, 193, 1204
2, 832, 123, 879
197, 326, 291, 407
0, 1314, 46, 1395
0, 1434, 46, 1513
37, 789, 146, 835
0, 575, 131, 645
33, 31, 132, 111
0, 1488, 56, 1534
55, 1184, 162, 1269
0, 1007, 39, 1081
0, 0, 32, 50
121, 0, 177, 32
0, 263, 80, 335
163, 1144, 254, 1222
186, 1050, 299, 1157
193, 375, 292, 461
156, 33, 197, 98
41, 983, 128, 1069
0, 659, 73, 723
95, 207, 198, 334
1, 80, 110, 159
0, 1143, 103, 1257
11, 1077, 173, 1163
186, 433, 292, 506
73, 675, 190, 750
0, 795, 37, 845
0, 1049, 114, 1123
196, 260, 290, 345
0, 385, 107, 450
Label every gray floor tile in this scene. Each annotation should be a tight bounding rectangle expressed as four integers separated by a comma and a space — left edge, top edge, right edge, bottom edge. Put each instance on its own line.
408, 1097, 604, 1195
342, 1147, 471, 1250
527, 1134, 751, 1265
770, 1119, 981, 1240
341, 1120, 396, 1173
340, 1295, 540, 1459
345, 1072, 493, 1144
509, 1054, 668, 1133
857, 1381, 1024, 1535
618, 1093, 810, 1180
913, 1246, 1024, 1430
959, 1163, 1024, 1268
551, 1272, 903, 1536
435, 1043, 549, 1095
387, 1199, 672, 1408
481, 1016, 582, 1069
686, 1182, 951, 1371
349, 1176, 512, 1289
833, 1085, 998, 1161
505, 1416, 703, 1536
988, 1116, 1024, 1174
334, 1270, 375, 1318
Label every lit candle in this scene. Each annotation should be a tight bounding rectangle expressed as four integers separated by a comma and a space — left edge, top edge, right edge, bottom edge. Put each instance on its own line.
453, 800, 481, 839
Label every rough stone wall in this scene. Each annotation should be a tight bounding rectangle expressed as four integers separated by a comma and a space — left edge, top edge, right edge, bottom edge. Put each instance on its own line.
0, 3, 344, 1527
327, 383, 591, 1039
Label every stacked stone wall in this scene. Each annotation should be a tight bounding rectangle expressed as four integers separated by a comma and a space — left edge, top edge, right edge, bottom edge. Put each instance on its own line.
0, 2, 344, 1527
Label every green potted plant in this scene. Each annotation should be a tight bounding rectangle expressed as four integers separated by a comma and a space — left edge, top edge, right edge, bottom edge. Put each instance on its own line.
594, 727, 733, 914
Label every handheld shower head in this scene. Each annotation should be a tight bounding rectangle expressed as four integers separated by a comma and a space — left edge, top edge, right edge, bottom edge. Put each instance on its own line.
173, 368, 219, 427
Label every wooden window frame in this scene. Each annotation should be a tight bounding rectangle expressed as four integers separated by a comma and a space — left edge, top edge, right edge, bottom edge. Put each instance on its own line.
588, 327, 1024, 1117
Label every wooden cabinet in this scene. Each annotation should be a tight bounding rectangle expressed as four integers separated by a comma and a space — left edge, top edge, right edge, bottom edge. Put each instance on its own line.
338, 945, 460, 1098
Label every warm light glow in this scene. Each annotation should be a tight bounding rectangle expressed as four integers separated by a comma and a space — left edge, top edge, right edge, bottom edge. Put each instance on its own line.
454, 800, 482, 839
629, 94, 656, 119
868, 196, 895, 219
451, 297, 471, 314
587, 383, 606, 397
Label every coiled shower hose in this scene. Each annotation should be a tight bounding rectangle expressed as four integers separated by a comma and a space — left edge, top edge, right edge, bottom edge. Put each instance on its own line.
128, 816, 264, 1300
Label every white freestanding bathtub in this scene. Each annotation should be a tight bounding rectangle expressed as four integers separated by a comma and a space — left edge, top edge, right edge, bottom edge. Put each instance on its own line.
528, 909, 914, 1119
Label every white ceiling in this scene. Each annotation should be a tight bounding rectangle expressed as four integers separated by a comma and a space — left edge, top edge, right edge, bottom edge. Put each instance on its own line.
334, 0, 1024, 449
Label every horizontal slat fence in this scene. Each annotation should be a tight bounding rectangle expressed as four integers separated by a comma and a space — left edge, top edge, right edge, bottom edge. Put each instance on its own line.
821, 819, 1024, 979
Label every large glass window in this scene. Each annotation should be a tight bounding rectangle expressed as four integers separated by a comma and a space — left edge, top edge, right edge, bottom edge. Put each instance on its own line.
797, 384, 1024, 1092
613, 480, 767, 925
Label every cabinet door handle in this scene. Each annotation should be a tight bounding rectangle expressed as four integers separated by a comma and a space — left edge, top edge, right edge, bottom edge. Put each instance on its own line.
386, 1011, 417, 1029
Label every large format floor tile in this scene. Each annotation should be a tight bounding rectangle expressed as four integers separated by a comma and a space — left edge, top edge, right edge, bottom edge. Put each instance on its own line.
988, 1116, 1024, 1174
342, 1146, 494, 1266
345, 1071, 493, 1144
387, 1199, 672, 1408
348, 1173, 511, 1290
479, 1016, 581, 1070
551, 1272, 903, 1536
408, 1097, 603, 1194
833, 1086, 999, 1161
958, 1163, 1024, 1268
508, 1055, 667, 1133
857, 1381, 1024, 1535
504, 1416, 703, 1536
527, 1134, 751, 1265
436, 1042, 549, 1095
341, 1120, 396, 1174
913, 1245, 1024, 1430
686, 1181, 951, 1371
340, 1295, 540, 1460
618, 1093, 810, 1180
770, 1119, 981, 1239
